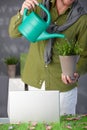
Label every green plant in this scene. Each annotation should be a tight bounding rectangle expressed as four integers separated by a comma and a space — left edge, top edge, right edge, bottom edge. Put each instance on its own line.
0, 114, 87, 130
4, 56, 19, 65
55, 39, 83, 56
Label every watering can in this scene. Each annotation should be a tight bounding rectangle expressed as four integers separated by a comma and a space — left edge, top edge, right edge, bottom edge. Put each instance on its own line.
18, 3, 65, 43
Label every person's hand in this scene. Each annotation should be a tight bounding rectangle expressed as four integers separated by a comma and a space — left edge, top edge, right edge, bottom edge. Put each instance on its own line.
61, 72, 80, 84
20, 0, 38, 15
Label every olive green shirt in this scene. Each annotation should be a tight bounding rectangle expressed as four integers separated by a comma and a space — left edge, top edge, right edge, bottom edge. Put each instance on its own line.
9, 0, 87, 92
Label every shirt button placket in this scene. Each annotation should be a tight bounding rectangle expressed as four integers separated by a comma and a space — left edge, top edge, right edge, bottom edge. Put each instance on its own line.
39, 80, 42, 85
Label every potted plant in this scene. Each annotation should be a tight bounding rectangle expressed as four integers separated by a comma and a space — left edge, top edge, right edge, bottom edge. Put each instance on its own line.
4, 56, 19, 78
55, 39, 83, 79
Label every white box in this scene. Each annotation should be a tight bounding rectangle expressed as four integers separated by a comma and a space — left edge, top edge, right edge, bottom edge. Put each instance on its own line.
8, 91, 60, 123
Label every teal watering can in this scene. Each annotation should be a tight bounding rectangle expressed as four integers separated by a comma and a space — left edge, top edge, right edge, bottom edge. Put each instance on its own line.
18, 4, 65, 43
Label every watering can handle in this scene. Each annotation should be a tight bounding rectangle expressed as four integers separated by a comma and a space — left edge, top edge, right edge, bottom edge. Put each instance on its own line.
39, 4, 51, 25
23, 3, 51, 25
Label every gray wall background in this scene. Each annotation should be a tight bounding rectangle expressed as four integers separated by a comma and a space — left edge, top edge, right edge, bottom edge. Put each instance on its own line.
0, 0, 29, 76
0, 0, 87, 116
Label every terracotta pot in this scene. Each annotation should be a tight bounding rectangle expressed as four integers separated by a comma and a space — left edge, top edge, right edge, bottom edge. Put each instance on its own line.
7, 65, 16, 78
59, 55, 80, 79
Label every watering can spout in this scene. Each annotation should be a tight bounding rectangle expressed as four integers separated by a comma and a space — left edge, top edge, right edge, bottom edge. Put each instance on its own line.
36, 31, 65, 41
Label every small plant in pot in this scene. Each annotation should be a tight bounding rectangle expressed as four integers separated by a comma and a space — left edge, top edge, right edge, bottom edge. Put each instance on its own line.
55, 39, 83, 79
4, 56, 19, 78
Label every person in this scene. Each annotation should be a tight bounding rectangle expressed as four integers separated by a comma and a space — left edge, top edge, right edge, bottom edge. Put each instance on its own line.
9, 0, 87, 115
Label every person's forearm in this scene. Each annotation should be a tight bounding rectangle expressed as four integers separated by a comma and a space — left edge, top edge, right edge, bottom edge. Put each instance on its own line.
8, 11, 23, 38
9, 0, 38, 38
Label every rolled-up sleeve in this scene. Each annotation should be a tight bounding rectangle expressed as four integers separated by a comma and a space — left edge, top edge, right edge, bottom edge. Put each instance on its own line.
77, 16, 87, 75
8, 11, 23, 38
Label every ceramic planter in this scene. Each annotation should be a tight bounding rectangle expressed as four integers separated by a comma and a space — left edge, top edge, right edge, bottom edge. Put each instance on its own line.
7, 65, 16, 78
59, 55, 80, 79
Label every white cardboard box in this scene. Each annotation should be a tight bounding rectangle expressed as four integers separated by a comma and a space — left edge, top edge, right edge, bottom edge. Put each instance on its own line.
8, 91, 60, 123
